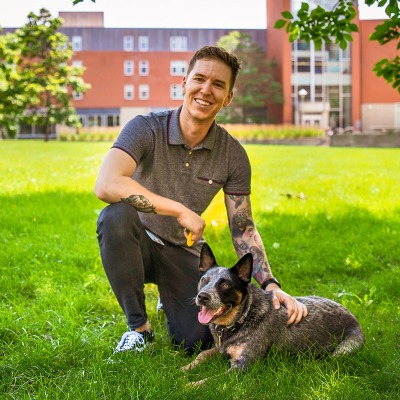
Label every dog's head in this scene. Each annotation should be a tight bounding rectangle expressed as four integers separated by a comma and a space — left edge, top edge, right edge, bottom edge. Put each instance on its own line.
196, 243, 253, 326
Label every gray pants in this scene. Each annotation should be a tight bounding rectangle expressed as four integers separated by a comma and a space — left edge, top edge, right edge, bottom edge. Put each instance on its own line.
96, 202, 213, 352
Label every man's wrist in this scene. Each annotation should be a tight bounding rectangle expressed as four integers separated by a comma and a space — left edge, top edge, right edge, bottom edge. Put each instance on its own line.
260, 277, 281, 291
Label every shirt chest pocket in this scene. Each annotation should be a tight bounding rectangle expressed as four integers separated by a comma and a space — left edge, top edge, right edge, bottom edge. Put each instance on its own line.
197, 176, 225, 188
182, 175, 227, 214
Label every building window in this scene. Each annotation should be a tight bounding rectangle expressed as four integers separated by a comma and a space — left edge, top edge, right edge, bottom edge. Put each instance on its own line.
315, 56, 323, 74
88, 115, 102, 127
72, 36, 82, 51
139, 60, 149, 76
170, 61, 187, 76
170, 36, 187, 52
124, 60, 134, 76
138, 36, 149, 51
123, 36, 134, 51
327, 86, 340, 108
297, 57, 310, 73
139, 84, 149, 100
124, 84, 134, 100
171, 84, 184, 100
73, 91, 83, 101
79, 113, 120, 127
106, 114, 120, 127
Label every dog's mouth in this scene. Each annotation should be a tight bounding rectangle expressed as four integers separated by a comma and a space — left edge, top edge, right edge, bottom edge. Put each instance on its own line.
198, 305, 231, 324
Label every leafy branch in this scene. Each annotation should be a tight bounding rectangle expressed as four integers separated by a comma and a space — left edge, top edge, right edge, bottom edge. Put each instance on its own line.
274, 1, 358, 50
274, 0, 400, 93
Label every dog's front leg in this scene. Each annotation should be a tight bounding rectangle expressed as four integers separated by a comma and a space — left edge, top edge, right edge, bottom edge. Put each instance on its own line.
226, 344, 252, 372
181, 347, 219, 372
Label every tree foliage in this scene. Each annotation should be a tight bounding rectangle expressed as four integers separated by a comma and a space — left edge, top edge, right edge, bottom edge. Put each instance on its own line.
0, 9, 90, 139
217, 31, 283, 123
275, 0, 400, 92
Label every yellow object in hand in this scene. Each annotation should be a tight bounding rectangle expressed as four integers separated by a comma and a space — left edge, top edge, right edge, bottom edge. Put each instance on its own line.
187, 231, 194, 247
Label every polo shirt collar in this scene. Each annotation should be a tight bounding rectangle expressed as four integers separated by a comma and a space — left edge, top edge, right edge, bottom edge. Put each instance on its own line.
168, 106, 217, 150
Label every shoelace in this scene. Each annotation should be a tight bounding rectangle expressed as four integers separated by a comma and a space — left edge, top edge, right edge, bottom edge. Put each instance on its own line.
116, 331, 145, 352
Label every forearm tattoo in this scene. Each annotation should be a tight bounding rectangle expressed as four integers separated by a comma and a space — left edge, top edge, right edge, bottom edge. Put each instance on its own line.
121, 194, 157, 214
229, 195, 245, 209
230, 197, 271, 283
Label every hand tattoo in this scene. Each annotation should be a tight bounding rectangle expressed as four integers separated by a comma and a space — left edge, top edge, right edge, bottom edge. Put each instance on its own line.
121, 194, 157, 214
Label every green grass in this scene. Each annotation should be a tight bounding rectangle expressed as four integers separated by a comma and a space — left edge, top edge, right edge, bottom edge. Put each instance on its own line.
1, 141, 399, 399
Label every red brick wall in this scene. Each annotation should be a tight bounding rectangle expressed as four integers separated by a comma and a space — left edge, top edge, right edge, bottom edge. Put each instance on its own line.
73, 51, 193, 109
266, 0, 292, 124
359, 19, 399, 103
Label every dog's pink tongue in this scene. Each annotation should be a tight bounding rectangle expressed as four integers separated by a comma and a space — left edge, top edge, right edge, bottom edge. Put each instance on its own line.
198, 307, 216, 324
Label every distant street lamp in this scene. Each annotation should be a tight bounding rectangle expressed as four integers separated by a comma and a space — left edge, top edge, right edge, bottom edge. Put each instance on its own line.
298, 88, 308, 126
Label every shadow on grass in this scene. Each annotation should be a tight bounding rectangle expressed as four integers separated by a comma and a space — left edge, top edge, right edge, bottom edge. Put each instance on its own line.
2, 190, 399, 301
206, 206, 400, 300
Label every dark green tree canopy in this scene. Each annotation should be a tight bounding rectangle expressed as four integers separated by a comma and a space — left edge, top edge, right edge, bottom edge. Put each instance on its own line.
217, 31, 283, 123
0, 9, 90, 139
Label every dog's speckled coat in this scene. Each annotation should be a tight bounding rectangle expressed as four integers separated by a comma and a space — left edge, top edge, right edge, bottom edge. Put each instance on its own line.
183, 244, 364, 375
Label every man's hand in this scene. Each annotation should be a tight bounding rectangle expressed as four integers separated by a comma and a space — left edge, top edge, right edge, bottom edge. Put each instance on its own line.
268, 286, 308, 324
177, 208, 206, 243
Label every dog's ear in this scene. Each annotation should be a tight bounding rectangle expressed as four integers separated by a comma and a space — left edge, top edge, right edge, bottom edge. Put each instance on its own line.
231, 253, 253, 284
199, 243, 217, 273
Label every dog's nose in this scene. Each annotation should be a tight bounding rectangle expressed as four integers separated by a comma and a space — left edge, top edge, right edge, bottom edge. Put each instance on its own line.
197, 292, 210, 304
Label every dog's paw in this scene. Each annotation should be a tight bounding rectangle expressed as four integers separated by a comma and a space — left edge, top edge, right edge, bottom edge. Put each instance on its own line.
185, 378, 208, 388
181, 364, 190, 372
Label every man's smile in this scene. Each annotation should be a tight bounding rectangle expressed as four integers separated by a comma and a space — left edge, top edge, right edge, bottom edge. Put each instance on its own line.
195, 98, 212, 106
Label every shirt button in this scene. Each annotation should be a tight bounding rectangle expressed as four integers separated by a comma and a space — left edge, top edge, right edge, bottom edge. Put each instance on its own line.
209, 179, 213, 184
189, 151, 192, 155
185, 163, 189, 167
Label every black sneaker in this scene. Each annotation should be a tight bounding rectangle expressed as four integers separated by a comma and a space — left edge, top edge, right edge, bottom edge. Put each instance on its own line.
114, 329, 155, 353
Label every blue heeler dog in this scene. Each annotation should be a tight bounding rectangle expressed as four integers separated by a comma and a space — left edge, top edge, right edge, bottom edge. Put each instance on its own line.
182, 244, 364, 384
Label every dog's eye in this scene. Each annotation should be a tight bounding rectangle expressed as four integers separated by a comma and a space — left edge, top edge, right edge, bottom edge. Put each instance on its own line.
220, 282, 231, 290
200, 276, 209, 285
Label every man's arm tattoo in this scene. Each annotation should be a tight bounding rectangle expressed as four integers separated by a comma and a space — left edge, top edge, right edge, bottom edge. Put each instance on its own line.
121, 194, 157, 214
229, 198, 272, 283
229, 195, 245, 209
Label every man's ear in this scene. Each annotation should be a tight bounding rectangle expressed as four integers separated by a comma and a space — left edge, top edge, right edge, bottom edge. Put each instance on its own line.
199, 243, 217, 274
223, 90, 234, 107
181, 76, 187, 95
230, 253, 253, 284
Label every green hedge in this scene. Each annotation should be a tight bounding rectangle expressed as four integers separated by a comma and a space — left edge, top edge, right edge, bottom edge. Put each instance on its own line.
58, 124, 325, 142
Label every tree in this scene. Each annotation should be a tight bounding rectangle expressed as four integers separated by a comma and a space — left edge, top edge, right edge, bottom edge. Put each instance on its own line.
274, 0, 400, 93
0, 32, 26, 137
217, 31, 283, 123
0, 9, 90, 139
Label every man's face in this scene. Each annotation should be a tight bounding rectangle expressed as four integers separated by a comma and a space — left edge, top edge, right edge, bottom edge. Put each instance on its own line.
181, 58, 234, 123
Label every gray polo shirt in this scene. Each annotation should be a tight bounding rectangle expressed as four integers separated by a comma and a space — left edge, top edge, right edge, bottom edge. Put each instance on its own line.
113, 106, 251, 255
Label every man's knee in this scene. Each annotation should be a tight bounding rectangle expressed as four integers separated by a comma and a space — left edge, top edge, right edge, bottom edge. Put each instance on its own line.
97, 202, 142, 240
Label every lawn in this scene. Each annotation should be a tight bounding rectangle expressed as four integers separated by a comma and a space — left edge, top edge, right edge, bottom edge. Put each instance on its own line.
0, 141, 399, 399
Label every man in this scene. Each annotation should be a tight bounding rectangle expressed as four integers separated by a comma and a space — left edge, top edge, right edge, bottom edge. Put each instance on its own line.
95, 46, 307, 354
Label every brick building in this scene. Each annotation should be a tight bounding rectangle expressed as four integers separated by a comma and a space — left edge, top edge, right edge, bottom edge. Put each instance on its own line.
59, 11, 267, 130
4, 1, 399, 136
267, 0, 399, 133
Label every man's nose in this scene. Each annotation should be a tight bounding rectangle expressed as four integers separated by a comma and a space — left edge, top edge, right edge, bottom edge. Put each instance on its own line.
200, 81, 212, 94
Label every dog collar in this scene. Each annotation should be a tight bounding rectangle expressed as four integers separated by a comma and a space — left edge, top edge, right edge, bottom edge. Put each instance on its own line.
213, 324, 237, 347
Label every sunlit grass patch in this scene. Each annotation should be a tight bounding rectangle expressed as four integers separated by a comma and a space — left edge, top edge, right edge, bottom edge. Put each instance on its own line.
0, 141, 399, 399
